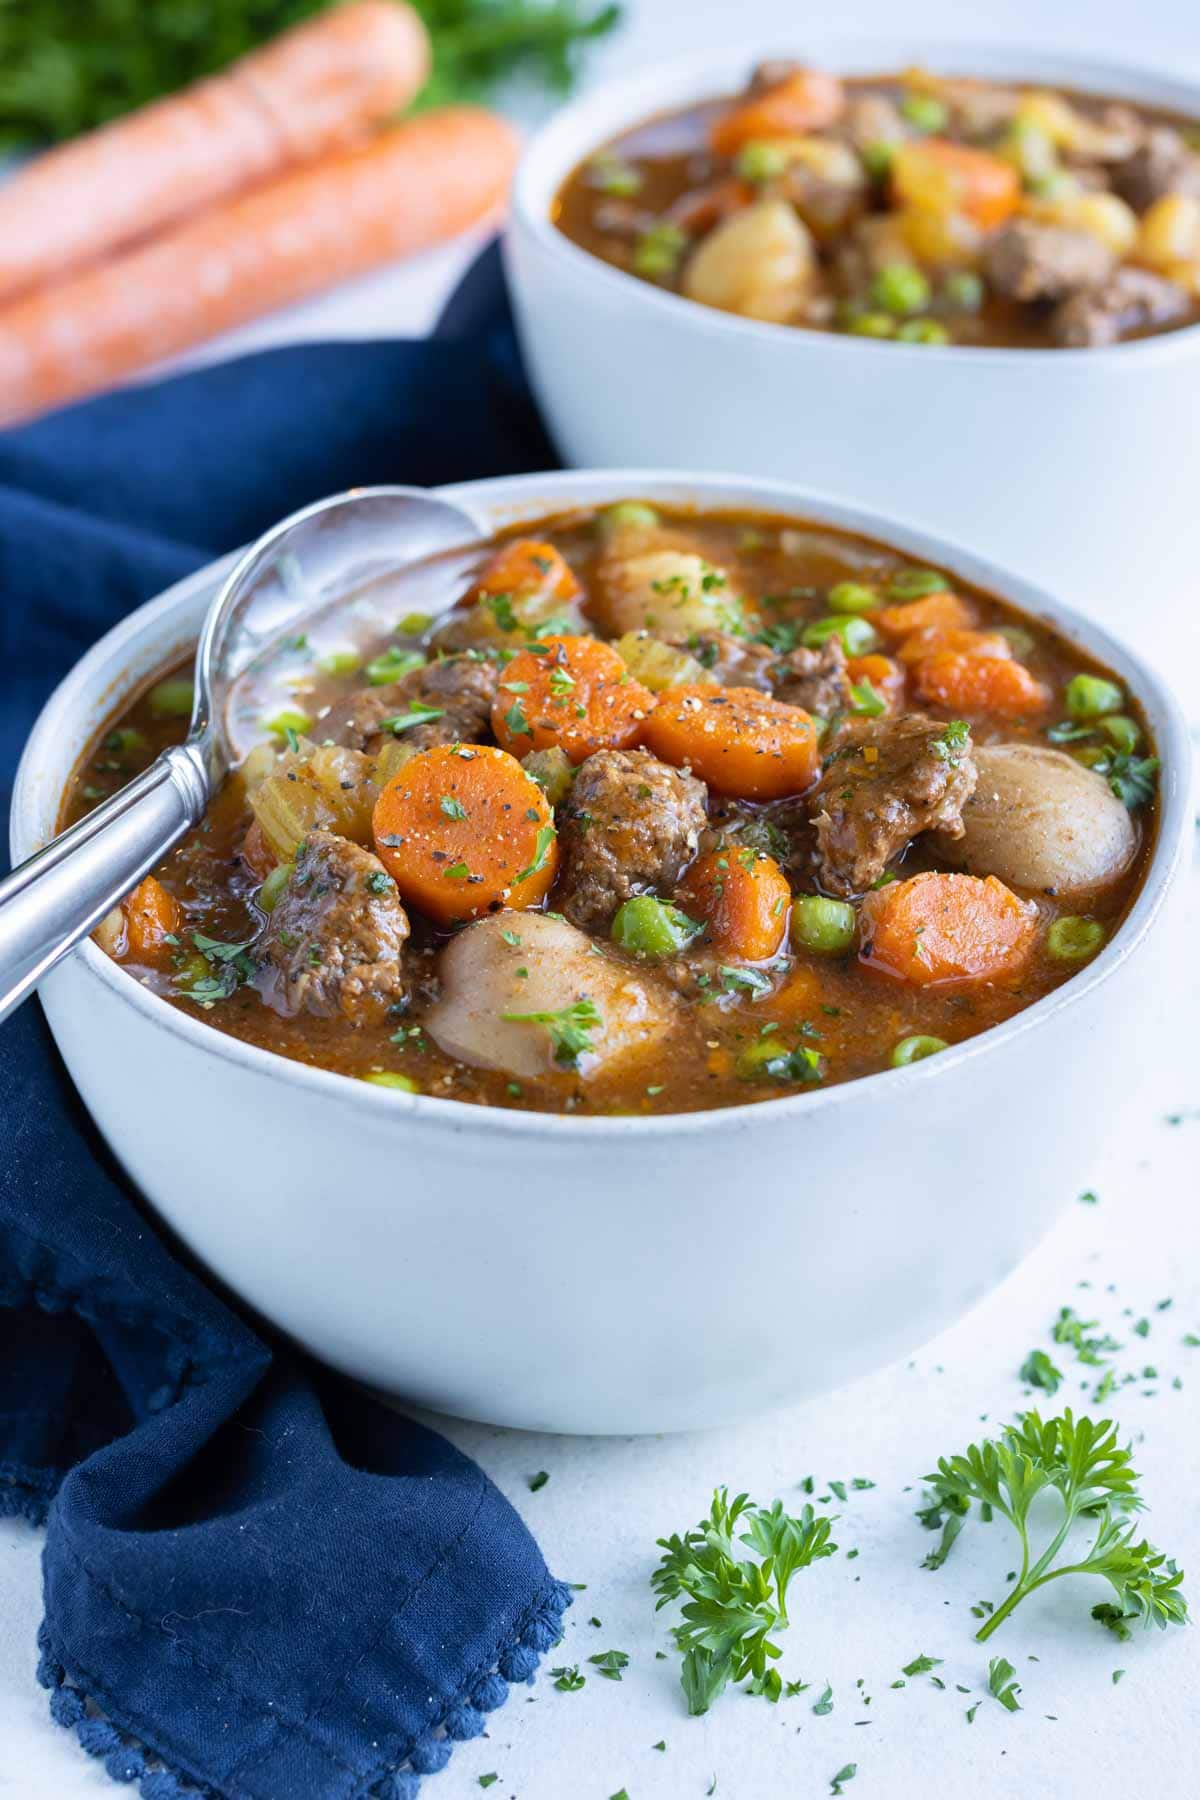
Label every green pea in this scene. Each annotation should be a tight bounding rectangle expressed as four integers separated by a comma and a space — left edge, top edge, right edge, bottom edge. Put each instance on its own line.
632, 224, 688, 279
736, 139, 790, 184
896, 318, 951, 345
900, 92, 949, 133
871, 262, 932, 317
844, 310, 896, 338
1046, 916, 1106, 963
366, 648, 425, 687
887, 568, 949, 599
827, 581, 880, 615
147, 678, 194, 719
860, 141, 895, 180
258, 863, 294, 913
791, 895, 857, 957
1098, 714, 1141, 754
598, 501, 660, 536
318, 649, 362, 677
941, 270, 984, 313
362, 1071, 420, 1092
587, 154, 643, 197
891, 1034, 949, 1067
396, 612, 433, 637
1065, 673, 1123, 721
264, 708, 312, 740
801, 615, 881, 655
612, 895, 702, 958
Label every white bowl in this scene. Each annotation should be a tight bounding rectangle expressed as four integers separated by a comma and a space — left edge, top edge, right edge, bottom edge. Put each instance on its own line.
10, 471, 1192, 1434
505, 39, 1200, 681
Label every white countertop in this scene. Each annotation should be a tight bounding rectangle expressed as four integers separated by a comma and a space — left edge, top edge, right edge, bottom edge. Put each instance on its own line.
5, 3, 1199, 1795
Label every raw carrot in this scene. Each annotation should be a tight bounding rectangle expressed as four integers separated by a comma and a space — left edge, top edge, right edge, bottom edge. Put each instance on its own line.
677, 847, 792, 962
875, 591, 976, 640
472, 539, 581, 607
643, 685, 820, 800
846, 652, 906, 707
710, 69, 845, 157
492, 636, 654, 763
0, 106, 519, 425
859, 871, 1037, 986
892, 139, 1021, 231
0, 2, 430, 304
372, 743, 556, 925
915, 652, 1051, 719
123, 875, 183, 961
894, 626, 1012, 666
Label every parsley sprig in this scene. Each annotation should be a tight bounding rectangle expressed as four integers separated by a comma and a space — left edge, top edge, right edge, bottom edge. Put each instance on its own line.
651, 1487, 838, 1714
921, 1410, 1188, 1642
501, 996, 601, 1068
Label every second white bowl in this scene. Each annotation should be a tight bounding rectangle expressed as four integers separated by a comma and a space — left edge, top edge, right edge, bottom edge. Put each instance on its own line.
506, 39, 1200, 681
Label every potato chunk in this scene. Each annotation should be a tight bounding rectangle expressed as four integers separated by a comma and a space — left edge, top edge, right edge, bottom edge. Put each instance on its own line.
596, 549, 748, 638
931, 743, 1136, 896
425, 910, 676, 1081
682, 199, 817, 323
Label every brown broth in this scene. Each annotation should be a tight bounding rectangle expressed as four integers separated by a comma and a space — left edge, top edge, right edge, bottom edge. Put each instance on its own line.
61, 507, 1157, 1115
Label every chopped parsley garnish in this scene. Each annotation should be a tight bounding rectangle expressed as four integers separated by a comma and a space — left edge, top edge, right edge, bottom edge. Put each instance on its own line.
830, 1766, 857, 1796
988, 1657, 1022, 1712
486, 592, 519, 633
1098, 751, 1159, 809
1019, 1347, 1064, 1394
719, 966, 773, 999
505, 697, 531, 736
366, 871, 395, 895
379, 706, 444, 735
550, 1664, 585, 1692
444, 862, 471, 881
515, 823, 556, 885
501, 997, 601, 1068
588, 1649, 629, 1680
932, 719, 970, 762
849, 679, 886, 718
177, 931, 256, 1007
439, 796, 468, 821
528, 1470, 550, 1492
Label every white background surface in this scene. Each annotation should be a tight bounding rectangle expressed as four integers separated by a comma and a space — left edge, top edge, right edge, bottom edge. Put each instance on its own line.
4, 2, 1199, 1795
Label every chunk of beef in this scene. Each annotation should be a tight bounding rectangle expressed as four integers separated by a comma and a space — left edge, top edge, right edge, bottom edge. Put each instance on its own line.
1113, 126, 1200, 211
772, 639, 852, 718
679, 632, 851, 717
258, 830, 410, 1026
1049, 266, 1190, 347
983, 220, 1113, 302
808, 714, 977, 896
322, 654, 498, 756
840, 91, 911, 154
558, 748, 708, 930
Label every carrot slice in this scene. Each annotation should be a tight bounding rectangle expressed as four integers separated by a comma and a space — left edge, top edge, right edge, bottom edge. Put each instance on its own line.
0, 2, 431, 305
760, 963, 824, 1026
240, 820, 276, 880
0, 107, 519, 426
372, 744, 556, 926
915, 652, 1051, 719
860, 871, 1037, 987
123, 875, 182, 962
677, 847, 791, 962
876, 591, 976, 640
709, 69, 845, 157
846, 652, 906, 707
473, 539, 581, 607
643, 685, 820, 800
492, 635, 654, 764
892, 139, 1021, 231
895, 626, 1012, 666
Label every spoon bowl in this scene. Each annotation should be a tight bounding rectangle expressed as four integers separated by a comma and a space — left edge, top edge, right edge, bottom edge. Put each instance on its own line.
0, 485, 480, 1024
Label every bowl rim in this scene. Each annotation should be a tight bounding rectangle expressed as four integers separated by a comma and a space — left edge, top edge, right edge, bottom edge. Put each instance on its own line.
12, 468, 1193, 1140
510, 32, 1200, 367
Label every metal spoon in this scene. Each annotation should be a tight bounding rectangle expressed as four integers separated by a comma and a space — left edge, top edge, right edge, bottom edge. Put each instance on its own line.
0, 484, 482, 1025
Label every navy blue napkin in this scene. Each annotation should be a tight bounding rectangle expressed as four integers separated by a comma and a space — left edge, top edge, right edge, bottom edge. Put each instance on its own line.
0, 248, 570, 1799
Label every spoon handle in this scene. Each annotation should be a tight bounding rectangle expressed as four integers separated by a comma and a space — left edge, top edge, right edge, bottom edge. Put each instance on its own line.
0, 742, 210, 1026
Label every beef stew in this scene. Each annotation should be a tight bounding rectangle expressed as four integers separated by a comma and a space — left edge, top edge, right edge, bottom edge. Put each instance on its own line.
63, 505, 1158, 1115
554, 64, 1200, 348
